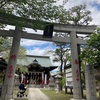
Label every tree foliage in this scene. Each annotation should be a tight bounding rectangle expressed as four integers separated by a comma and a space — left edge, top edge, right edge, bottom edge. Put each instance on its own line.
0, 36, 27, 83
0, 0, 68, 30
57, 4, 92, 24
0, 37, 26, 61
17, 66, 28, 74
0, 0, 69, 31
66, 4, 92, 25
81, 28, 100, 67
0, 37, 12, 52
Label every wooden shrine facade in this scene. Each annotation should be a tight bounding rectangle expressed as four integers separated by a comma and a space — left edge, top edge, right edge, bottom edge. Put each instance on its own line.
17, 55, 58, 86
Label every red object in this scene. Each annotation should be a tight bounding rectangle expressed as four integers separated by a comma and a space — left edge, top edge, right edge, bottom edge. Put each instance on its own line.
8, 74, 12, 79
10, 54, 16, 60
74, 59, 79, 65
41, 80, 44, 88
42, 80, 44, 84
76, 77, 79, 81
47, 80, 49, 84
76, 69, 80, 81
7, 65, 13, 79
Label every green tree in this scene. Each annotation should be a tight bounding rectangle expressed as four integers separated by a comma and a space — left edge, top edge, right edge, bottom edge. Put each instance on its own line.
0, 36, 27, 84
0, 0, 68, 30
0, 36, 26, 61
81, 28, 100, 67
17, 65, 28, 74
0, 37, 12, 60
58, 4, 92, 25
81, 28, 100, 98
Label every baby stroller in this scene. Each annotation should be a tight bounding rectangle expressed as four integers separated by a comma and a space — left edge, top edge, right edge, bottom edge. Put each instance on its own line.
17, 83, 27, 97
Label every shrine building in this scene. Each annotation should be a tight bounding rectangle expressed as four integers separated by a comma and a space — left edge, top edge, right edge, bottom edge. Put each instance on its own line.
0, 57, 7, 73
17, 55, 58, 86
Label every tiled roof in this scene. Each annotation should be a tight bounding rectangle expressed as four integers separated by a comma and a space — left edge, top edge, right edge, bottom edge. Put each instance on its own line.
17, 55, 58, 68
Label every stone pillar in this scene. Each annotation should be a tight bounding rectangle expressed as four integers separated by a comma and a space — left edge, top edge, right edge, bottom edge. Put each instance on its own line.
42, 72, 44, 87
1, 26, 22, 100
21, 73, 24, 83
85, 65, 97, 100
70, 31, 82, 100
44, 74, 47, 84
44, 74, 47, 87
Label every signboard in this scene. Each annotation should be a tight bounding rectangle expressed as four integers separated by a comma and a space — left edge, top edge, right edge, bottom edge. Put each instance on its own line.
65, 67, 73, 87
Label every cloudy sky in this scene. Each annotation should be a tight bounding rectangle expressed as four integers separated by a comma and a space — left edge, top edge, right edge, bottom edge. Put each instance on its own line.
63, 0, 100, 25
6, 0, 100, 66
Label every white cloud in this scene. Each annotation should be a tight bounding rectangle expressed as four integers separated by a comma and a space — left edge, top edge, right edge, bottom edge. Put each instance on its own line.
89, 7, 100, 25
4, 25, 15, 30
49, 54, 61, 67
20, 39, 50, 46
64, 0, 100, 25
26, 48, 46, 56
23, 28, 43, 34
25, 44, 61, 66
26, 44, 55, 55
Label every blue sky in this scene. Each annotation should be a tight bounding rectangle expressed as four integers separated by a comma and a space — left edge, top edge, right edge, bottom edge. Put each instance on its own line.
90, 1, 100, 10
6, 0, 100, 67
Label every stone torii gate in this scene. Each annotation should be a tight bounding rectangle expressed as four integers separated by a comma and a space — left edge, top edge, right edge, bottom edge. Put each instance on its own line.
0, 24, 96, 100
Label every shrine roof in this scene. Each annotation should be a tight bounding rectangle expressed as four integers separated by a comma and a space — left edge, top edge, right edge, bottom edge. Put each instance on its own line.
0, 57, 7, 70
17, 55, 58, 68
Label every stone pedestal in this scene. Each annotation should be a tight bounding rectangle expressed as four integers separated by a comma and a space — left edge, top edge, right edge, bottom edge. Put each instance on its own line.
85, 65, 97, 100
48, 77, 55, 90
55, 74, 62, 93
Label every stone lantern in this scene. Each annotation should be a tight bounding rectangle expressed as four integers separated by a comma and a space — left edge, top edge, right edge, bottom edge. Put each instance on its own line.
55, 74, 62, 93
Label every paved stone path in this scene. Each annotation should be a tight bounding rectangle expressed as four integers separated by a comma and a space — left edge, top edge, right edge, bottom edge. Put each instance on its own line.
28, 88, 50, 100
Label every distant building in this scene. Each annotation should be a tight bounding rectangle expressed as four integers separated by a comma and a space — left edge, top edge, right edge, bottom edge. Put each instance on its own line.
0, 57, 7, 86
0, 57, 7, 73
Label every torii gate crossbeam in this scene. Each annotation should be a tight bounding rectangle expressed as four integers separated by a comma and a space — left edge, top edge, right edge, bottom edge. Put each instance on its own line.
0, 30, 86, 44
0, 24, 96, 44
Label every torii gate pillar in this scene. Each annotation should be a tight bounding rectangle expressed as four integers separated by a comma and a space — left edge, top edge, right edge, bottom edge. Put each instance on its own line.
70, 31, 82, 100
1, 26, 22, 100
